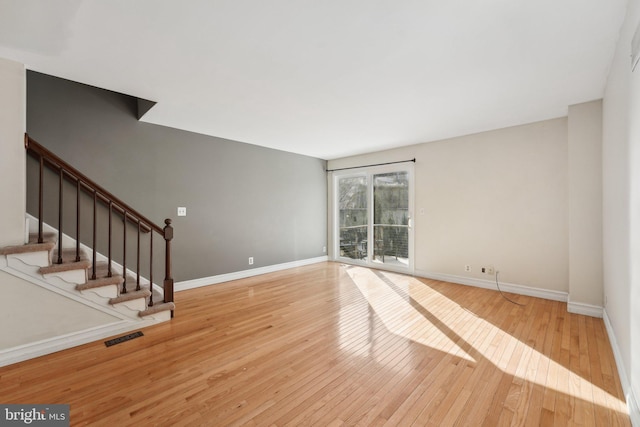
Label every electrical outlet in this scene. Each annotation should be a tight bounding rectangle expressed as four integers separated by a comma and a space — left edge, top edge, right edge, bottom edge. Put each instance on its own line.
464, 265, 471, 272
248, 257, 254, 265
177, 207, 187, 217
323, 246, 327, 253
480, 266, 495, 274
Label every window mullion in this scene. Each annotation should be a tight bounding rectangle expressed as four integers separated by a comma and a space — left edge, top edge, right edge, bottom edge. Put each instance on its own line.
368, 172, 374, 262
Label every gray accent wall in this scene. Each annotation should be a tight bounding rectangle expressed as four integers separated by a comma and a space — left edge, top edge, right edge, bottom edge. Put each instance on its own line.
26, 71, 327, 282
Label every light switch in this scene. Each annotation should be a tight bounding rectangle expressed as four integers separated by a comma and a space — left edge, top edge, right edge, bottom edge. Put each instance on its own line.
177, 207, 187, 217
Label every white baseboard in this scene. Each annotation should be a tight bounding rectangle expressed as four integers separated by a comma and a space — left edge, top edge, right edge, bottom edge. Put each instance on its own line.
414, 270, 568, 302
0, 319, 156, 368
175, 256, 329, 292
631, 391, 640, 427
567, 300, 603, 318
603, 310, 640, 426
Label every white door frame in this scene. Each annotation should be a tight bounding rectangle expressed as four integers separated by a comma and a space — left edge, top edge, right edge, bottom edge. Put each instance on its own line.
332, 163, 414, 274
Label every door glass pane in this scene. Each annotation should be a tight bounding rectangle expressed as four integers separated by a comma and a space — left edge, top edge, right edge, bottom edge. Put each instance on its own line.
338, 176, 368, 261
373, 172, 409, 267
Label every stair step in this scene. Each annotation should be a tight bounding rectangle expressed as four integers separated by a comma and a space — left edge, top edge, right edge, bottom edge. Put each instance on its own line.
39, 247, 91, 275
0, 238, 56, 256
76, 274, 124, 291
40, 259, 91, 275
109, 289, 151, 305
139, 302, 175, 318
51, 247, 89, 263
121, 276, 149, 294
90, 263, 150, 292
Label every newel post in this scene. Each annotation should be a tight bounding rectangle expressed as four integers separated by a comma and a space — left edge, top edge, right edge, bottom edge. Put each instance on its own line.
163, 219, 175, 312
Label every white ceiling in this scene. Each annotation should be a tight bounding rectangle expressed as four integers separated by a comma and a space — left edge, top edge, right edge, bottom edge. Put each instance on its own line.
0, 0, 628, 160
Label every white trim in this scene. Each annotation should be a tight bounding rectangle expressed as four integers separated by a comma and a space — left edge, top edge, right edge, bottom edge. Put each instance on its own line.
417, 271, 604, 319
332, 163, 415, 275
175, 256, 329, 292
0, 319, 158, 368
414, 270, 568, 302
603, 310, 640, 427
566, 300, 603, 318
631, 393, 640, 427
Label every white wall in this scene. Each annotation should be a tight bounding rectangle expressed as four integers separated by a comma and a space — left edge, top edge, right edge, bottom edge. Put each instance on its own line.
603, 0, 640, 422
0, 57, 26, 246
328, 118, 569, 293
0, 58, 126, 363
0, 270, 119, 349
568, 100, 603, 309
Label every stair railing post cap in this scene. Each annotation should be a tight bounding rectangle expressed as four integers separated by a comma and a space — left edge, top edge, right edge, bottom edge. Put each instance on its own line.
164, 218, 174, 240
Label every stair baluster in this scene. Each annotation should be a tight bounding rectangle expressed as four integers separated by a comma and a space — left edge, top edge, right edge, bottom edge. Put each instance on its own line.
37, 150, 44, 244
108, 201, 112, 278
75, 179, 80, 262
136, 219, 141, 292
57, 168, 63, 264
149, 232, 154, 307
91, 189, 97, 280
122, 211, 127, 294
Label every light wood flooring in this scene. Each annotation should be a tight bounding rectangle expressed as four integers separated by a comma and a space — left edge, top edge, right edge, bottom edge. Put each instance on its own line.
0, 262, 631, 426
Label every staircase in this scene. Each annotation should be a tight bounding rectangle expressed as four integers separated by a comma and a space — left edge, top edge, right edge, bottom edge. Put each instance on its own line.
0, 231, 174, 320
0, 135, 175, 365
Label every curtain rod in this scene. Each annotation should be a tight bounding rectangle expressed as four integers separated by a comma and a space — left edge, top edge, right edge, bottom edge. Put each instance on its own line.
325, 158, 415, 173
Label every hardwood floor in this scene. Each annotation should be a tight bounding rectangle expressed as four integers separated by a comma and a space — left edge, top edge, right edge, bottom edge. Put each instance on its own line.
0, 262, 631, 426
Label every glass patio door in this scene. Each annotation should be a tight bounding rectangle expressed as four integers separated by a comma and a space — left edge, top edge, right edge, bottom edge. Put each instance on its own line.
335, 166, 412, 272
372, 171, 410, 268
337, 175, 369, 262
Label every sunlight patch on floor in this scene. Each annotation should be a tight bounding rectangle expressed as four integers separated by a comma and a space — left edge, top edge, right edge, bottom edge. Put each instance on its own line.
344, 265, 629, 416
345, 266, 475, 363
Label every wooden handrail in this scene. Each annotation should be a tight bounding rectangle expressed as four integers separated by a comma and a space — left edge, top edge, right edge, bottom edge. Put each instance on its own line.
24, 134, 174, 311
25, 135, 161, 234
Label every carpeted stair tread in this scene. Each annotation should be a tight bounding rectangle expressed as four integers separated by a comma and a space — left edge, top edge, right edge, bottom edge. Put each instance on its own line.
51, 248, 89, 263
84, 262, 124, 282
0, 236, 56, 256
40, 248, 92, 274
40, 258, 91, 274
109, 288, 151, 305
76, 274, 124, 291
91, 264, 157, 294
139, 302, 175, 317
119, 273, 154, 293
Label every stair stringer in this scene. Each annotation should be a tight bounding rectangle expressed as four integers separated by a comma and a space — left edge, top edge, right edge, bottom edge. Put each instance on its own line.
0, 264, 168, 368
0, 223, 173, 367
4, 254, 148, 321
